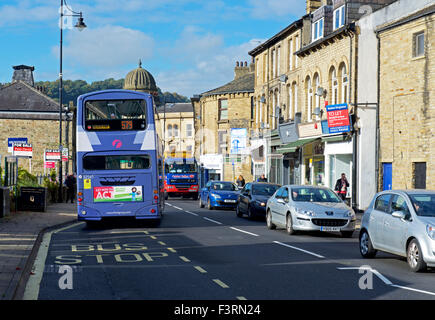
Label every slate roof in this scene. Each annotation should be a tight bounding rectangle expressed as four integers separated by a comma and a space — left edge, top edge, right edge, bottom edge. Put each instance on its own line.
201, 72, 255, 97
156, 102, 193, 114
0, 80, 61, 120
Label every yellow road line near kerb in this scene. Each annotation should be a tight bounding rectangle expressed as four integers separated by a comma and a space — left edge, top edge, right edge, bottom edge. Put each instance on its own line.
23, 222, 84, 300
237, 296, 247, 300
194, 266, 207, 274
213, 279, 229, 289
167, 247, 177, 253
179, 256, 190, 262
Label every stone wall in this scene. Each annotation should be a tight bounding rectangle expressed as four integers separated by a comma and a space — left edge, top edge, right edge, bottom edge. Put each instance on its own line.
0, 118, 73, 176
379, 11, 435, 189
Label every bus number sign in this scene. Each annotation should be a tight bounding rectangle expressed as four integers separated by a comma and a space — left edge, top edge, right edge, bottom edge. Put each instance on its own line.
121, 120, 133, 130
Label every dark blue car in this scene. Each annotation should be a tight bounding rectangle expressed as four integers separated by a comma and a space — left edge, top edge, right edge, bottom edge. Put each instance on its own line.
236, 182, 281, 219
199, 181, 239, 210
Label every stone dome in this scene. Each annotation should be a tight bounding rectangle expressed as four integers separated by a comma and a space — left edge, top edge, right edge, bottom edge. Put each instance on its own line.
123, 60, 158, 94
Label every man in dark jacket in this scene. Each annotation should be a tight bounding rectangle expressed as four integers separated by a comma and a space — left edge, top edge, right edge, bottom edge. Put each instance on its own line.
257, 174, 267, 182
335, 173, 349, 201
65, 174, 77, 204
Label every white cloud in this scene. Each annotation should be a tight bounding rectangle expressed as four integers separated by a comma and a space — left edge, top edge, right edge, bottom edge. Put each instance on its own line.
53, 25, 154, 69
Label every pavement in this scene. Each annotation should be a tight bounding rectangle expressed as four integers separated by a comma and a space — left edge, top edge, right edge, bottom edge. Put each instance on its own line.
0, 202, 77, 300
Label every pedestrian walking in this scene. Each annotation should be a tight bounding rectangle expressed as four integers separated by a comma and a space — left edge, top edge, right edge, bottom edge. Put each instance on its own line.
65, 174, 77, 204
334, 173, 349, 201
257, 174, 267, 182
236, 175, 246, 188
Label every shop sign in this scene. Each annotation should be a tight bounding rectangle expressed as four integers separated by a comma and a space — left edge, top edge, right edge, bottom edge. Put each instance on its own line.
230, 128, 247, 154
326, 104, 351, 133
297, 121, 322, 138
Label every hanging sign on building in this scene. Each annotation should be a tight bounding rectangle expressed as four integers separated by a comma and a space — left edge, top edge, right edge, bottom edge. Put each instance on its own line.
230, 128, 248, 155
326, 103, 351, 133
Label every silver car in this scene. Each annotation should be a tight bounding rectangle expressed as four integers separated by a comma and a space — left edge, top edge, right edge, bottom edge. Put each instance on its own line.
359, 190, 435, 272
266, 185, 356, 237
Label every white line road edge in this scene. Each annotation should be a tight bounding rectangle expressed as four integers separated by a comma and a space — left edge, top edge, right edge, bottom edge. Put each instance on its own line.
229, 227, 259, 237
23, 222, 84, 300
273, 241, 325, 259
337, 267, 435, 297
203, 217, 223, 225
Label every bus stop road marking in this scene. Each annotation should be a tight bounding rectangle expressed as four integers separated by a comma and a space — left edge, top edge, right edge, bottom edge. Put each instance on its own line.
179, 256, 190, 262
194, 266, 207, 274
213, 279, 229, 289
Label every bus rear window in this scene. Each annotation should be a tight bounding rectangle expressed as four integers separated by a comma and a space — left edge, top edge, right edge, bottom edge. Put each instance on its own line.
83, 155, 151, 170
84, 100, 147, 131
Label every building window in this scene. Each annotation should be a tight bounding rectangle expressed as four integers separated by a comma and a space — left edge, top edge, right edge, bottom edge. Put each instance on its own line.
218, 99, 228, 120
173, 124, 179, 137
340, 64, 348, 103
289, 39, 293, 71
288, 85, 293, 120
312, 18, 324, 42
314, 73, 320, 120
263, 54, 267, 83
167, 124, 173, 138
333, 5, 345, 30
295, 35, 299, 68
306, 77, 313, 122
413, 31, 425, 57
186, 123, 193, 137
330, 67, 338, 105
271, 49, 276, 78
293, 83, 298, 115
186, 145, 193, 153
218, 130, 227, 154
277, 46, 281, 76
256, 58, 260, 80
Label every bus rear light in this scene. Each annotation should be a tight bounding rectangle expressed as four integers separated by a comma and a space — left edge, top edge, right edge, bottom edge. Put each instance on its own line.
78, 192, 83, 196
150, 209, 156, 213
154, 195, 159, 200
153, 190, 158, 194
78, 197, 83, 202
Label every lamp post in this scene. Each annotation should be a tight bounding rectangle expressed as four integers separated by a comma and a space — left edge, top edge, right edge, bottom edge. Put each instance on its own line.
58, 0, 86, 202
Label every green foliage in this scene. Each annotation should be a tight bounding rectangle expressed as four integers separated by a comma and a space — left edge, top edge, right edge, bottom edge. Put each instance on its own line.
17, 168, 39, 188
33, 78, 189, 106
43, 170, 60, 203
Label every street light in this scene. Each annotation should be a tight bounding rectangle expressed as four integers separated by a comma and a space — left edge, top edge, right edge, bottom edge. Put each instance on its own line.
58, 0, 86, 202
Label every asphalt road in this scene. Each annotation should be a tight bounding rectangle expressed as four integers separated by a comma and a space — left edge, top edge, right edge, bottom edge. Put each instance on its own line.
26, 198, 435, 300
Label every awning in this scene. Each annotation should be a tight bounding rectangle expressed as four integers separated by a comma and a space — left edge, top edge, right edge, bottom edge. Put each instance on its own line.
321, 135, 346, 143
275, 137, 319, 154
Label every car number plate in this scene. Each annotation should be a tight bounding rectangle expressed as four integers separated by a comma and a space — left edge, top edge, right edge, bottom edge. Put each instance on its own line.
320, 227, 340, 232
224, 200, 236, 203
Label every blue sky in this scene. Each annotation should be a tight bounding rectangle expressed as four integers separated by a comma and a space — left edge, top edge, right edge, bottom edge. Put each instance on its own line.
0, 0, 305, 97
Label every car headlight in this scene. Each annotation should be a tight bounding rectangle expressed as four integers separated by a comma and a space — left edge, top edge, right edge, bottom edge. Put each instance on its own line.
255, 201, 266, 207
344, 211, 355, 219
426, 224, 435, 240
210, 193, 221, 199
295, 208, 315, 217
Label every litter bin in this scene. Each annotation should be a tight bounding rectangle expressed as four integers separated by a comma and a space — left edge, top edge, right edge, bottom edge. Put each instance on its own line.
18, 187, 47, 212
0, 187, 11, 218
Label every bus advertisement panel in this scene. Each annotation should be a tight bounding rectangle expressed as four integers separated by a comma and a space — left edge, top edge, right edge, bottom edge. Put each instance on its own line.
76, 90, 164, 226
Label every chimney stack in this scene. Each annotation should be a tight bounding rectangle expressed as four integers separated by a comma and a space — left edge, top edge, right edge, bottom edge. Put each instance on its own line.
234, 61, 250, 80
12, 65, 35, 87
306, 0, 322, 14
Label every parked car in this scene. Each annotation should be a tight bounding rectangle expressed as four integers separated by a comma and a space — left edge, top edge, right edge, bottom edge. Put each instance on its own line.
266, 185, 356, 237
236, 182, 281, 219
199, 181, 239, 210
359, 190, 435, 272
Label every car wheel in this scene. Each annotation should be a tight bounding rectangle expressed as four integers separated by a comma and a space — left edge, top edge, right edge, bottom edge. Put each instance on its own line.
199, 196, 204, 208
266, 210, 276, 230
341, 231, 354, 238
236, 204, 243, 217
407, 239, 427, 272
247, 205, 254, 219
207, 198, 213, 210
359, 230, 377, 258
286, 213, 296, 235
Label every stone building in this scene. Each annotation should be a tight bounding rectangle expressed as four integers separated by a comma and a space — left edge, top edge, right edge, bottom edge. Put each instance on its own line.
156, 103, 195, 157
249, 0, 397, 210
193, 62, 255, 182
0, 65, 73, 176
376, 3, 435, 190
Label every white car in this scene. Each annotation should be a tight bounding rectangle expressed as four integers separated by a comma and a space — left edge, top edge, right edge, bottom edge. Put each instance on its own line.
359, 190, 435, 272
266, 185, 356, 237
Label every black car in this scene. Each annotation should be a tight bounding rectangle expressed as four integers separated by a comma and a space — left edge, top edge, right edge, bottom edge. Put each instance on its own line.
236, 182, 281, 219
